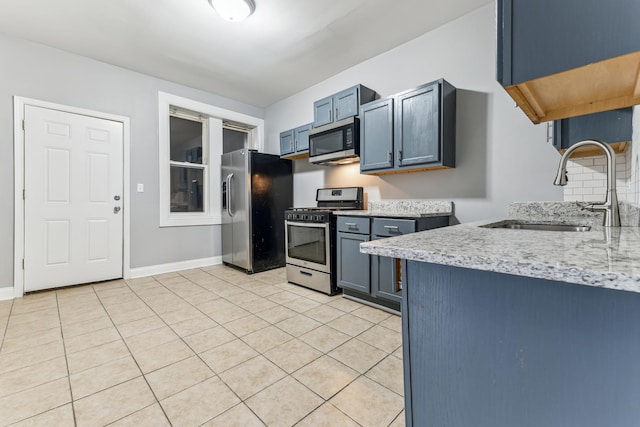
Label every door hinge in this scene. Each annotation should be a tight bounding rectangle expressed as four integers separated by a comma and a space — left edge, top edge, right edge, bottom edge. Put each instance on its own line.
22, 119, 25, 130
22, 189, 25, 200
22, 259, 24, 269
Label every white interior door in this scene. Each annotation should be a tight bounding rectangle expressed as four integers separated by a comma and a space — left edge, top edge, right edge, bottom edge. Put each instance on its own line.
24, 105, 124, 292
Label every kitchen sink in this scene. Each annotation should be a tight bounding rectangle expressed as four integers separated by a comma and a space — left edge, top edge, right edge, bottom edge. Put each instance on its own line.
483, 221, 591, 232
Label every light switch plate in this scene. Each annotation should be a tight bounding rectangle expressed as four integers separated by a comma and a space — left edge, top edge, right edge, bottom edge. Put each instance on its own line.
137, 183, 144, 193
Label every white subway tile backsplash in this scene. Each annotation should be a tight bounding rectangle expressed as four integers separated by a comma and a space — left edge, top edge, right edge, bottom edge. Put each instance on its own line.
563, 149, 632, 203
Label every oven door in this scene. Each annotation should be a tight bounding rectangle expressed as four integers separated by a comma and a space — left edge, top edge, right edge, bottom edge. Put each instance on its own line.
285, 220, 331, 273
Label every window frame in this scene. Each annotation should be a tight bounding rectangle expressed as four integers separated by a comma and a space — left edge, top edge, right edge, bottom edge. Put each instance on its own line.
158, 92, 264, 227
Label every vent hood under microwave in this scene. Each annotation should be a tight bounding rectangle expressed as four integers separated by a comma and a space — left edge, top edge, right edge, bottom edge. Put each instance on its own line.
308, 117, 360, 166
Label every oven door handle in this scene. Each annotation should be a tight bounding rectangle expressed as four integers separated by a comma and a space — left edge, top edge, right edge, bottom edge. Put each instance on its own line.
285, 221, 329, 229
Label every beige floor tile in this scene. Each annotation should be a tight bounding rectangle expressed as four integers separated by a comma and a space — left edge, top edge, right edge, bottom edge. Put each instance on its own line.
61, 315, 114, 339
246, 376, 323, 427
329, 338, 388, 374
327, 313, 375, 337
10, 403, 75, 427
0, 327, 62, 355
181, 290, 220, 306
10, 297, 57, 315
200, 301, 250, 324
183, 325, 236, 353
0, 377, 71, 426
254, 305, 298, 324
109, 403, 170, 426
224, 314, 270, 337
0, 340, 64, 375
59, 307, 109, 326
380, 313, 402, 332
275, 314, 322, 337
330, 376, 404, 427
0, 356, 67, 398
326, 296, 365, 313
267, 290, 301, 304
281, 296, 322, 314
115, 315, 166, 338
153, 271, 181, 280
392, 346, 403, 360
132, 339, 195, 374
237, 297, 278, 313
203, 403, 265, 427
219, 355, 287, 400
125, 326, 178, 354
296, 402, 360, 427
145, 355, 214, 400
67, 340, 130, 374
200, 339, 259, 374
158, 306, 204, 324
223, 290, 262, 305
70, 355, 141, 399
304, 305, 346, 324
74, 377, 156, 427
365, 354, 404, 396
351, 305, 392, 324
3, 317, 61, 340
64, 326, 121, 354
241, 325, 294, 353
390, 410, 406, 426
358, 324, 403, 354
170, 314, 218, 337
125, 275, 158, 286
299, 325, 351, 353
293, 356, 359, 400
109, 306, 155, 325
7, 307, 58, 327
305, 292, 335, 304
248, 284, 283, 298
161, 377, 240, 426
263, 339, 322, 373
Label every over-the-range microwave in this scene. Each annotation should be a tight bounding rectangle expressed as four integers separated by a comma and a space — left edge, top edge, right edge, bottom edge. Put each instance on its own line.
308, 117, 360, 166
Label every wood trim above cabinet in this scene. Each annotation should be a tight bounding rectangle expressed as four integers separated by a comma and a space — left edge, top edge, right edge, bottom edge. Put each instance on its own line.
557, 141, 629, 158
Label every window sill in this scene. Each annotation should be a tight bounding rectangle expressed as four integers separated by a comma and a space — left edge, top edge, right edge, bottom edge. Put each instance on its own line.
160, 214, 222, 227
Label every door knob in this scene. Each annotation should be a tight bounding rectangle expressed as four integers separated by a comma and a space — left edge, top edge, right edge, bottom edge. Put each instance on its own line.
113, 206, 121, 213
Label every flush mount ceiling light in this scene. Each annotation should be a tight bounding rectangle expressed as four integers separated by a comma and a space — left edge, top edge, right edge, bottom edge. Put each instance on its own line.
208, 0, 256, 22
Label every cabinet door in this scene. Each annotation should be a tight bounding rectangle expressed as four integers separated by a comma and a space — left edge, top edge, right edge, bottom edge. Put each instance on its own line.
336, 231, 370, 293
280, 129, 294, 156
334, 86, 360, 121
396, 82, 440, 167
360, 98, 394, 172
294, 123, 312, 153
552, 108, 632, 150
313, 96, 333, 127
371, 238, 402, 304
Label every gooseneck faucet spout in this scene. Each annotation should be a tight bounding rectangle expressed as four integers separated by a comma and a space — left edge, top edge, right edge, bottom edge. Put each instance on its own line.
553, 139, 620, 227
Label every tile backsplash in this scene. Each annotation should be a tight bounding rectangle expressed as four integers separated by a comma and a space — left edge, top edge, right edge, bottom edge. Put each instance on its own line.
564, 107, 639, 204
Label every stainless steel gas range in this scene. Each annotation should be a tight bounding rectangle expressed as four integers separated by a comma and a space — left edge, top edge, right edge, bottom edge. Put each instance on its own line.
284, 187, 363, 295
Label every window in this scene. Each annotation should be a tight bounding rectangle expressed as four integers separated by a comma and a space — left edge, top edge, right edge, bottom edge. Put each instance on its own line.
158, 92, 264, 227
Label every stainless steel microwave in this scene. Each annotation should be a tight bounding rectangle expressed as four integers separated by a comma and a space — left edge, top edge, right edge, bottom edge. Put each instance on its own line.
308, 117, 360, 166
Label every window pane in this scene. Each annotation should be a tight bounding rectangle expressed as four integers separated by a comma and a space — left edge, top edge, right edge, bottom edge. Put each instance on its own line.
223, 128, 247, 153
170, 166, 204, 213
170, 116, 203, 164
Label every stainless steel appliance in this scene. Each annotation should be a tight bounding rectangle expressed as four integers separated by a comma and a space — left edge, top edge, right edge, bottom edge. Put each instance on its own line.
285, 187, 363, 295
221, 149, 293, 273
308, 117, 360, 165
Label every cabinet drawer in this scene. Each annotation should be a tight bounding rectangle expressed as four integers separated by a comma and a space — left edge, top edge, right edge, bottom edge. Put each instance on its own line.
337, 217, 370, 234
372, 218, 416, 237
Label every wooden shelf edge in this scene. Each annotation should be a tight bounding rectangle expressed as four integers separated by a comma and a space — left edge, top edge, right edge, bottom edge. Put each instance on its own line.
365, 165, 452, 176
558, 141, 629, 158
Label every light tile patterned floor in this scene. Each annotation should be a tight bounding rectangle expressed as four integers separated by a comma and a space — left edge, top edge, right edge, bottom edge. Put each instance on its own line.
0, 266, 405, 426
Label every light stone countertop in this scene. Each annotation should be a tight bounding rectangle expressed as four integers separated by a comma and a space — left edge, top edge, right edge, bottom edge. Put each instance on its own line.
336, 200, 453, 218
360, 201, 640, 293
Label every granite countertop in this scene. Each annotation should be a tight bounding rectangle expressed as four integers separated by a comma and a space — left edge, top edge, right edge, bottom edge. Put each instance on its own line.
336, 200, 453, 218
360, 201, 640, 293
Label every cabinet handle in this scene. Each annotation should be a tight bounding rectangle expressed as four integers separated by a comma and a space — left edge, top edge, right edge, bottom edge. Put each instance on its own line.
384, 225, 400, 230
387, 152, 392, 163
335, 108, 339, 118
398, 150, 403, 162
345, 222, 357, 226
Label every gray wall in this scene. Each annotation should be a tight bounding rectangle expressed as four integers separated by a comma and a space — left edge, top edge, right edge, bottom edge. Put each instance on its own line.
0, 33, 264, 287
264, 4, 563, 222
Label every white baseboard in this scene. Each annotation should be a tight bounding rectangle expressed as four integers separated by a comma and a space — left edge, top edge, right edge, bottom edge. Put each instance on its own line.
0, 287, 16, 301
128, 256, 222, 279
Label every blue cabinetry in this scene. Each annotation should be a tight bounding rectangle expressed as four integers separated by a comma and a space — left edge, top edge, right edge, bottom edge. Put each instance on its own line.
280, 123, 312, 159
552, 108, 632, 155
360, 79, 456, 175
313, 84, 377, 128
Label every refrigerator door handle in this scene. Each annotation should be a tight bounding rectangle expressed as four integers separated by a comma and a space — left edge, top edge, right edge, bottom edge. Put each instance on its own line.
226, 173, 234, 217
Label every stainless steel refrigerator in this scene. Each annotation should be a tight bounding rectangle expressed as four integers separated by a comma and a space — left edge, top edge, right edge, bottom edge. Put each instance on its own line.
221, 149, 293, 273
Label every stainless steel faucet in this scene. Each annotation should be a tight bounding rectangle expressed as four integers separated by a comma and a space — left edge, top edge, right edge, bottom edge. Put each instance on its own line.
553, 139, 620, 227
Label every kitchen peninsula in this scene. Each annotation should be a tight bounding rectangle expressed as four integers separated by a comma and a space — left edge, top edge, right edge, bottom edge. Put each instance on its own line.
361, 202, 640, 427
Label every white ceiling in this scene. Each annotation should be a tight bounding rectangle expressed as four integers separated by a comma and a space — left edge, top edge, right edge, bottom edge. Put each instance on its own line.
0, 0, 492, 107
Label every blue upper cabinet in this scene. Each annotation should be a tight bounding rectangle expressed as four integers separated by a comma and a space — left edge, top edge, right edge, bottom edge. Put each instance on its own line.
497, 0, 640, 123
360, 79, 456, 175
312, 84, 377, 128
552, 108, 632, 155
280, 123, 313, 159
